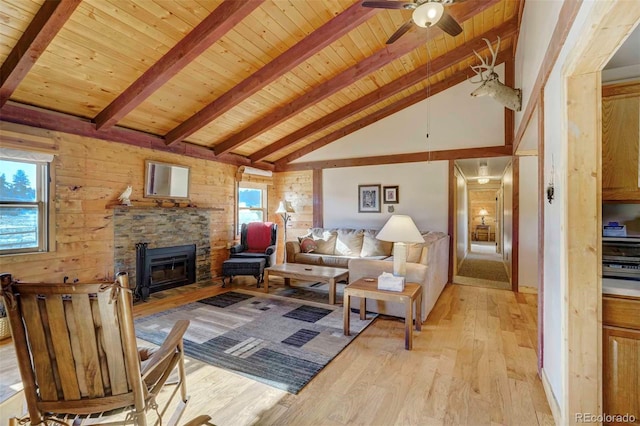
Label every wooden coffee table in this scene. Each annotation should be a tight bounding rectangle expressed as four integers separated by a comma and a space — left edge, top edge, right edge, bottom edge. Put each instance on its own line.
263, 263, 349, 305
343, 278, 422, 350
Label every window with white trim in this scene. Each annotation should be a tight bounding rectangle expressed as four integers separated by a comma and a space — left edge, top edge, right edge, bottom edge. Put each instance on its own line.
0, 150, 52, 255
237, 183, 267, 234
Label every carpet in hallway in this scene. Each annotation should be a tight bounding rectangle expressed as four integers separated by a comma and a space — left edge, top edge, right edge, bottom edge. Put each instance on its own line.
457, 251, 509, 283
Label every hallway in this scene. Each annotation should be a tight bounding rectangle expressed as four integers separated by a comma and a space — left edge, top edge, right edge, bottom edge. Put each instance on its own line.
455, 242, 511, 290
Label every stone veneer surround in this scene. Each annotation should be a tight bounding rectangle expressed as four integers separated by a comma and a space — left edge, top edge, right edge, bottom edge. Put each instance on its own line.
113, 207, 211, 286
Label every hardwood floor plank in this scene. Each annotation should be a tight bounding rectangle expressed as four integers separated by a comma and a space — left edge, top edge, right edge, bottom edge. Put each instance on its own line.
0, 282, 552, 426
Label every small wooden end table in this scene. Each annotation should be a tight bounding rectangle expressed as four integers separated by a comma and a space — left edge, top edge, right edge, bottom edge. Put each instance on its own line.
343, 278, 422, 350
474, 224, 491, 241
263, 263, 349, 305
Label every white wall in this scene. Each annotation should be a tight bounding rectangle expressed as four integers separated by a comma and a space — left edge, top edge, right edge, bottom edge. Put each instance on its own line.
515, 0, 598, 412
519, 156, 539, 288
456, 168, 468, 269
514, 0, 564, 132
502, 162, 514, 278
542, 60, 567, 412
296, 71, 505, 162
323, 161, 449, 233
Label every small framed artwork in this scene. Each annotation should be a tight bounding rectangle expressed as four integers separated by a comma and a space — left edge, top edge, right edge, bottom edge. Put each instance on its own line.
383, 186, 399, 204
358, 184, 381, 213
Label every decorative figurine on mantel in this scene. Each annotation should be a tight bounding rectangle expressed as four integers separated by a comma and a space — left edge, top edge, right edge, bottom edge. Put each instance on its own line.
118, 185, 133, 206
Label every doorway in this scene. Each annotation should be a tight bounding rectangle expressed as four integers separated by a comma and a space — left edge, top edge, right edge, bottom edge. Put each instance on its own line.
452, 157, 512, 290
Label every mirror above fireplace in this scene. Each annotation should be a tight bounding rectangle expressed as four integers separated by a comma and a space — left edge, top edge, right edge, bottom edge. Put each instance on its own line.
144, 160, 190, 199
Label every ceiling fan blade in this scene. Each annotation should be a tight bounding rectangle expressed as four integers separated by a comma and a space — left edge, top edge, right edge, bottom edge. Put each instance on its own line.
362, 1, 414, 10
436, 9, 463, 36
386, 20, 414, 44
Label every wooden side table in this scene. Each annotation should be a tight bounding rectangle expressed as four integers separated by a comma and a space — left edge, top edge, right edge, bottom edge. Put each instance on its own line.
343, 278, 422, 350
475, 224, 491, 241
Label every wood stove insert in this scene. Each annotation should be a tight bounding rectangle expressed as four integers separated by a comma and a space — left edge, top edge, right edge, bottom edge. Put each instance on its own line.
135, 242, 196, 301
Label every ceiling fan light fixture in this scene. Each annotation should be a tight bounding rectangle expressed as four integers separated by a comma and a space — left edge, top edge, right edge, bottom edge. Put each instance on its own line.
412, 2, 444, 28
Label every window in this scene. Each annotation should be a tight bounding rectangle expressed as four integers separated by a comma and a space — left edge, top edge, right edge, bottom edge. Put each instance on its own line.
0, 157, 51, 255
237, 183, 267, 234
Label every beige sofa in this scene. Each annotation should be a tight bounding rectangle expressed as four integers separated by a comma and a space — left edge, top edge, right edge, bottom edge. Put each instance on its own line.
285, 228, 393, 268
286, 227, 449, 322
348, 231, 449, 322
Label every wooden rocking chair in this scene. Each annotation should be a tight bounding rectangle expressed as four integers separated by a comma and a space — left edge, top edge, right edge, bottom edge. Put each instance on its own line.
0, 272, 190, 426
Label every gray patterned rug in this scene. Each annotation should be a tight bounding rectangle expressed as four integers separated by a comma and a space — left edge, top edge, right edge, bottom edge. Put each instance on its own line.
135, 291, 375, 394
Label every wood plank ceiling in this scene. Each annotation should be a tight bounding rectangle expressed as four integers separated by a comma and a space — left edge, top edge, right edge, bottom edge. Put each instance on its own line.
0, 0, 521, 171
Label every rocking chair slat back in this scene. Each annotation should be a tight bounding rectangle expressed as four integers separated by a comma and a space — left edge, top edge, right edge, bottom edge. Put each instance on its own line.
43, 294, 81, 400
20, 294, 58, 401
97, 289, 129, 395
0, 274, 144, 420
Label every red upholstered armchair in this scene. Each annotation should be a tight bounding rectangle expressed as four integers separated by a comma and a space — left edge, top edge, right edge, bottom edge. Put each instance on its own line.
230, 222, 278, 267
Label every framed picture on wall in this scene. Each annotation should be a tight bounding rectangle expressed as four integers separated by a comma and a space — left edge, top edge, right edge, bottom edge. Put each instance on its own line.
358, 184, 381, 213
383, 186, 399, 204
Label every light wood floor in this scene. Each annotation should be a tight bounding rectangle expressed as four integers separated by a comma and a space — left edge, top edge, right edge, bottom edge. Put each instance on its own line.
0, 279, 553, 426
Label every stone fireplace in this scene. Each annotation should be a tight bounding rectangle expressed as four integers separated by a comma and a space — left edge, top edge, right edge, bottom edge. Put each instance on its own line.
113, 207, 211, 298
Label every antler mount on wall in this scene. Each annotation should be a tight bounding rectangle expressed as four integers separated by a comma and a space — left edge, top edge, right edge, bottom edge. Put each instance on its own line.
469, 37, 522, 112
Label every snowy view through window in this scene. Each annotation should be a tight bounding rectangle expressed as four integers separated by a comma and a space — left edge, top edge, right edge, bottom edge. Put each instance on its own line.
0, 160, 39, 251
238, 187, 264, 232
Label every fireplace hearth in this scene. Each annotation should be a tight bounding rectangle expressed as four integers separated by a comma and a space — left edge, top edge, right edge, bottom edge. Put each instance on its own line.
135, 242, 196, 301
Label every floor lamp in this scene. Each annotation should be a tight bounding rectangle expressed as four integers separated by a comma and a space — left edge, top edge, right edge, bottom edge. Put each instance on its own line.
275, 201, 295, 263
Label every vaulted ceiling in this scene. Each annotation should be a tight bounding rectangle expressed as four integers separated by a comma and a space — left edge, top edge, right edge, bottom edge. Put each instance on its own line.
0, 0, 522, 171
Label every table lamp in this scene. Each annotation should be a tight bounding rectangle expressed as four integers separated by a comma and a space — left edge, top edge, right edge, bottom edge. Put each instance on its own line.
376, 215, 423, 276
479, 208, 488, 225
275, 201, 295, 263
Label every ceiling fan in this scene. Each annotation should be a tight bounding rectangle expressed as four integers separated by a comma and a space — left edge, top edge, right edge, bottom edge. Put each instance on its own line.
362, 0, 464, 44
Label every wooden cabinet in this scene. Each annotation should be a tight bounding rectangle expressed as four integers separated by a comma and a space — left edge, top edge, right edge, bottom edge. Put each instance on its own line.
602, 81, 640, 202
474, 225, 491, 241
602, 295, 640, 424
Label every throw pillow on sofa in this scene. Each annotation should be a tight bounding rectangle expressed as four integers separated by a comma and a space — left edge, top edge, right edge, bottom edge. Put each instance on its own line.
299, 230, 337, 254
360, 230, 393, 257
334, 229, 364, 256
300, 237, 317, 253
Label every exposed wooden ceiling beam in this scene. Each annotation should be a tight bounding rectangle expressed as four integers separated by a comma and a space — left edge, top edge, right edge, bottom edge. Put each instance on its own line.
279, 145, 513, 171
250, 19, 518, 163
0, 102, 272, 170
163, 1, 379, 146
274, 64, 496, 167
212, 0, 500, 156
93, 0, 263, 131
0, 0, 81, 108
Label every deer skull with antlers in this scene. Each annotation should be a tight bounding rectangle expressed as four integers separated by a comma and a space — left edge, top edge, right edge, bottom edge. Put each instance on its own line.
469, 37, 522, 112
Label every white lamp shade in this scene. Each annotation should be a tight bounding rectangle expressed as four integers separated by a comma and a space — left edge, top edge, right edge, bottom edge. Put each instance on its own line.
412, 2, 444, 28
479, 209, 489, 216
275, 200, 295, 214
376, 215, 423, 243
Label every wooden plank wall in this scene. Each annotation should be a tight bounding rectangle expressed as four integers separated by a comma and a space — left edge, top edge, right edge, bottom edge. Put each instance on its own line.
269, 170, 313, 264
0, 124, 238, 282
468, 187, 499, 240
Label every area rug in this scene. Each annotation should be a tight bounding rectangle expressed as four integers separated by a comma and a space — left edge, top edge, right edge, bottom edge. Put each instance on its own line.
268, 280, 347, 305
134, 291, 375, 394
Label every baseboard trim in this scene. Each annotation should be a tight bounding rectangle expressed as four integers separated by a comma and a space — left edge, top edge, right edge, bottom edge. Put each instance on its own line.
541, 367, 561, 425
519, 285, 538, 294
